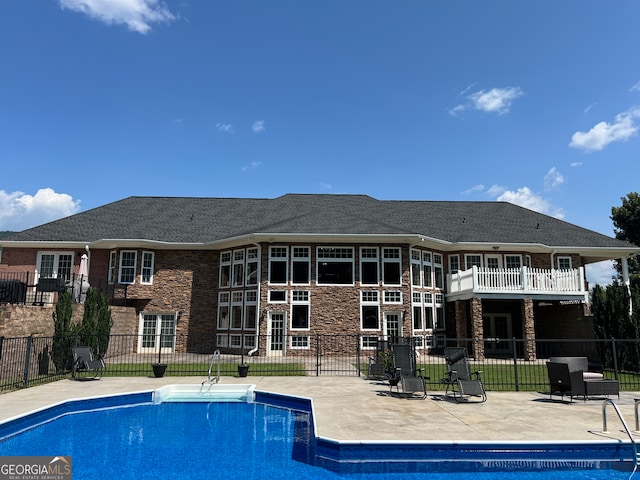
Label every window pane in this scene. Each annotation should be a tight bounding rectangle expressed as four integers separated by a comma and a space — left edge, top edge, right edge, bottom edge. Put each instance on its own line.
362, 305, 379, 329
361, 262, 378, 284
413, 306, 423, 330
383, 262, 400, 285
245, 305, 257, 329
218, 306, 229, 329
219, 265, 230, 287
270, 261, 287, 283
292, 261, 309, 283
291, 305, 309, 329
318, 261, 352, 284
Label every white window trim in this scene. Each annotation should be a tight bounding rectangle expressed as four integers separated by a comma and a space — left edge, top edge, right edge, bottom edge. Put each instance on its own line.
291, 246, 311, 285
108, 251, 117, 284
290, 290, 310, 331
360, 290, 380, 331
36, 251, 74, 282
219, 251, 231, 288
316, 246, 355, 286
268, 290, 288, 303
118, 250, 137, 285
141, 251, 155, 285
359, 247, 379, 286
383, 290, 402, 304
381, 247, 402, 286
269, 246, 289, 285
290, 335, 310, 350
557, 256, 573, 270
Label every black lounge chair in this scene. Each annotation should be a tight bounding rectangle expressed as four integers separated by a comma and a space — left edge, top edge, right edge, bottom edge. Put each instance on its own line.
72, 346, 105, 380
367, 339, 390, 380
440, 347, 486, 403
386, 343, 427, 399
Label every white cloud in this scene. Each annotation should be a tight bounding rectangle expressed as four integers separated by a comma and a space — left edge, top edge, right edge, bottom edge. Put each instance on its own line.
630, 81, 640, 92
569, 106, 640, 152
252, 120, 266, 133
241, 161, 262, 172
570, 162, 583, 167
216, 123, 234, 133
586, 260, 616, 287
450, 86, 523, 116
0, 188, 81, 231
462, 184, 485, 195
543, 167, 564, 191
59, 0, 176, 34
488, 185, 564, 218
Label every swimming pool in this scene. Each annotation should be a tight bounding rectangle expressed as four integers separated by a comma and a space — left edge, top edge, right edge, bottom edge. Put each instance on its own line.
0, 385, 635, 479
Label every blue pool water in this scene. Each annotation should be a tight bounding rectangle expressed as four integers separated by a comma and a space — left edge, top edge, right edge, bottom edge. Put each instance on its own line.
0, 391, 635, 480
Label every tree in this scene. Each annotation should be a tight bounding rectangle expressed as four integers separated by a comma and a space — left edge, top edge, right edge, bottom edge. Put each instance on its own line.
74, 288, 114, 356
611, 192, 640, 278
51, 290, 74, 373
51, 288, 113, 373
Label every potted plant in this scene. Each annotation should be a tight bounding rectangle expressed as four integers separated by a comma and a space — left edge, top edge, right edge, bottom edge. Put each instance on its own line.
152, 334, 167, 378
237, 349, 249, 377
237, 362, 249, 377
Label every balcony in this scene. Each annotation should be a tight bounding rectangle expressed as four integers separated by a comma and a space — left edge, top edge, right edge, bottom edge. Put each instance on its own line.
446, 266, 588, 302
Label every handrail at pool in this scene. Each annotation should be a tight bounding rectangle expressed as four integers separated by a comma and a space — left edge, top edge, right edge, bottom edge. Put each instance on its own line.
602, 399, 638, 472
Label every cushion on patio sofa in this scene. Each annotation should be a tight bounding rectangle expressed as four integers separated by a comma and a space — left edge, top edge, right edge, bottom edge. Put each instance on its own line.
549, 356, 604, 381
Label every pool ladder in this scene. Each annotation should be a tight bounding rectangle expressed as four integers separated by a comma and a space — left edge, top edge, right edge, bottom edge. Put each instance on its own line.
602, 399, 640, 474
203, 349, 221, 385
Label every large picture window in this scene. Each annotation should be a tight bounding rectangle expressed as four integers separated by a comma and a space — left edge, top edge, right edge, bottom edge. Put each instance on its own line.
269, 247, 288, 284
317, 247, 353, 285
291, 247, 310, 284
382, 248, 401, 285
360, 247, 379, 285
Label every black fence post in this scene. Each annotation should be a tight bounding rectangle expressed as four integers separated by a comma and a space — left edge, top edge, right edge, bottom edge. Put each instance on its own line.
23, 335, 33, 388
611, 337, 619, 380
512, 337, 520, 392
356, 334, 361, 377
315, 335, 321, 376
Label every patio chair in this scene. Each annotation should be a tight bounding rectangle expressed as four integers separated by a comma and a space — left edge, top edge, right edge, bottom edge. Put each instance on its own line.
72, 346, 105, 380
386, 343, 427, 399
440, 347, 486, 403
367, 339, 390, 380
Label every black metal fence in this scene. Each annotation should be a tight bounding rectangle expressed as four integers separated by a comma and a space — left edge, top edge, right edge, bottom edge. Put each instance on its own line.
1, 334, 640, 393
0, 271, 124, 306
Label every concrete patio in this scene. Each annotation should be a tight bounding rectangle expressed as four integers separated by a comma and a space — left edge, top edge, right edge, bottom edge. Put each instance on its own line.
0, 375, 638, 444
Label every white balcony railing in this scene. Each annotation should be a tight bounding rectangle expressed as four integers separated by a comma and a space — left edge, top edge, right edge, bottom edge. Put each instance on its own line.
447, 266, 587, 299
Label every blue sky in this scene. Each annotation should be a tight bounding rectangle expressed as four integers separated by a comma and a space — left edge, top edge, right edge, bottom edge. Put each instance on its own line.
1, 1, 639, 284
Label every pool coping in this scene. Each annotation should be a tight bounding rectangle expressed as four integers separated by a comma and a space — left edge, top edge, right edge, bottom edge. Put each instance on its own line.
0, 384, 636, 473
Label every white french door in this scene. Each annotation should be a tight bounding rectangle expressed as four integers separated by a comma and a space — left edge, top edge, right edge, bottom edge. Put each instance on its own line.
267, 311, 286, 356
383, 311, 403, 340
139, 313, 177, 353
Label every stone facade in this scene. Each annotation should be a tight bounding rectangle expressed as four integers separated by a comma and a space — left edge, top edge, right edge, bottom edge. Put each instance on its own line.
0, 241, 595, 357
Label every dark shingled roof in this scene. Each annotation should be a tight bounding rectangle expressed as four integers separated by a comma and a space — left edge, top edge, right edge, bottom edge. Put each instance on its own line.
2, 194, 634, 249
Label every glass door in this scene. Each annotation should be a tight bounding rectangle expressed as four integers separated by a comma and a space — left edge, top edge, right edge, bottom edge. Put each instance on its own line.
384, 311, 402, 342
267, 311, 286, 356
139, 313, 176, 353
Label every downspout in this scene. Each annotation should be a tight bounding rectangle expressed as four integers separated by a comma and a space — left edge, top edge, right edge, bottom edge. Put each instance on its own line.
248, 242, 261, 357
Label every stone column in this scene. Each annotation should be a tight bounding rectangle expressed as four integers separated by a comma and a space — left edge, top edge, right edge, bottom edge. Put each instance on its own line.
470, 298, 484, 360
455, 300, 468, 340
521, 297, 536, 361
